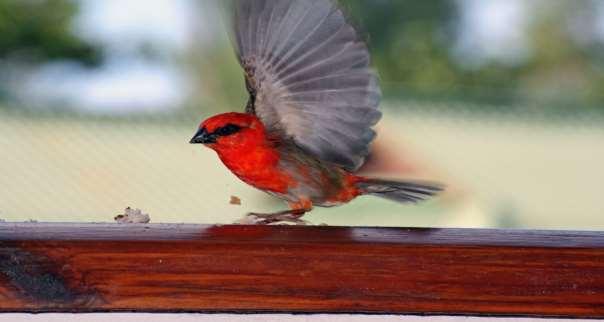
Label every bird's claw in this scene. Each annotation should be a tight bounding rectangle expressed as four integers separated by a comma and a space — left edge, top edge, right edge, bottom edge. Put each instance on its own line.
236, 212, 309, 225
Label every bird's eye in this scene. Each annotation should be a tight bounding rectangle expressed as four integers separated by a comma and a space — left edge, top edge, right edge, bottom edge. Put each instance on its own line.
214, 124, 242, 137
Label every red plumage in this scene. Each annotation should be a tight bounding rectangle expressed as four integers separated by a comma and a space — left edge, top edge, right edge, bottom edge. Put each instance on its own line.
190, 0, 442, 223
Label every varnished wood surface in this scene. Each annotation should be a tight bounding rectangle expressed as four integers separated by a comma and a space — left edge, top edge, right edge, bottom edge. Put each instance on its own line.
0, 223, 603, 317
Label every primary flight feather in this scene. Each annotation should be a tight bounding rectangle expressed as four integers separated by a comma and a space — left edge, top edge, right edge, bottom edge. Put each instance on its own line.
190, 0, 442, 224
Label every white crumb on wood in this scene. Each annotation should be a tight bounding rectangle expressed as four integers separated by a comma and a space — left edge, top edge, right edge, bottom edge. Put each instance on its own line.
114, 207, 151, 224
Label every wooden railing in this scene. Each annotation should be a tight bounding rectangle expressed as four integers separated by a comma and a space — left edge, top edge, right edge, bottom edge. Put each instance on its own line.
0, 223, 603, 317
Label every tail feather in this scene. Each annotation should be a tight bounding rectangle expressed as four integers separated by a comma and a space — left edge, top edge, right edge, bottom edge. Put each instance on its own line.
356, 178, 444, 203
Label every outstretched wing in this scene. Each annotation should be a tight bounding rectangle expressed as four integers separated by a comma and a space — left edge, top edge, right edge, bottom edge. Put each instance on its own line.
232, 0, 381, 171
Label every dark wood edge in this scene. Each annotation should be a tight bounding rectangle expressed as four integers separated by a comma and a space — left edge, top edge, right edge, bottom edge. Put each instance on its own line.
0, 223, 603, 317
1, 223, 603, 247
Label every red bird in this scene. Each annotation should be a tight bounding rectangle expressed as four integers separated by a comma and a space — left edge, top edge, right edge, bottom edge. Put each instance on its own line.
190, 0, 442, 224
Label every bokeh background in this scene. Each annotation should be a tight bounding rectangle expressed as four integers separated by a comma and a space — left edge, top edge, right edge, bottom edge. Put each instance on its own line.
1, 0, 603, 229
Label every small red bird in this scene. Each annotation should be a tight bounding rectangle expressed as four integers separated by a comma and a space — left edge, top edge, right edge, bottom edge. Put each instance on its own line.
191, 0, 442, 224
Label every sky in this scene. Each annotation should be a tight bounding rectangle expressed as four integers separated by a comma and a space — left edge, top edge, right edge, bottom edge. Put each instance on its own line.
454, 0, 530, 68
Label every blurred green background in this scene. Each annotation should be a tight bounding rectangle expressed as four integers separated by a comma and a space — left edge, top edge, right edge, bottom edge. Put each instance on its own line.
0, 0, 603, 229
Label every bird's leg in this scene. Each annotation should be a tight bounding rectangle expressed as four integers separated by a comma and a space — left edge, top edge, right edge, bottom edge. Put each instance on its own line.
245, 199, 313, 225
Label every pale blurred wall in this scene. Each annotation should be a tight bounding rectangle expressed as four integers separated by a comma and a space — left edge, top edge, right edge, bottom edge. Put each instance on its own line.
2, 109, 603, 230
2, 0, 604, 229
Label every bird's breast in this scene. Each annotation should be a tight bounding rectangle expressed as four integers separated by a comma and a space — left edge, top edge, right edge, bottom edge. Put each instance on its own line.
214, 145, 294, 194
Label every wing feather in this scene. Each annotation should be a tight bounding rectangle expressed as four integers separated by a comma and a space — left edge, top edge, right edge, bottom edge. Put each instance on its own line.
232, 0, 381, 171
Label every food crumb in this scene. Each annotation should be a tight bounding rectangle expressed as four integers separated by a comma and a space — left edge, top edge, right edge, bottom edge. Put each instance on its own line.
229, 195, 242, 205
115, 207, 151, 224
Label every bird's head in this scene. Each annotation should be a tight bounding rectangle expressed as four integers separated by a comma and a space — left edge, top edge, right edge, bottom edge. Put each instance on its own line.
190, 112, 265, 150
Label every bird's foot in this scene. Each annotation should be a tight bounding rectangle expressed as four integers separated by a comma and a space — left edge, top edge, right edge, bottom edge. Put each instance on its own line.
236, 210, 309, 225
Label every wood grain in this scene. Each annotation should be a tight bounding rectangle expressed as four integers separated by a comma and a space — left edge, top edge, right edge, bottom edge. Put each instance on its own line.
0, 223, 603, 317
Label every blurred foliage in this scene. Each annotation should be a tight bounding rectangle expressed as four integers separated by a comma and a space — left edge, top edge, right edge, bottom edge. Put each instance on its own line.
0, 0, 603, 114
193, 0, 604, 115
186, 44, 247, 117
0, 0, 101, 66
343, 1, 460, 91
344, 0, 604, 109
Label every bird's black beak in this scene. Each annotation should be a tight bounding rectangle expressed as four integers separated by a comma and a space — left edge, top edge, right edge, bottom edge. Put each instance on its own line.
189, 127, 216, 144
